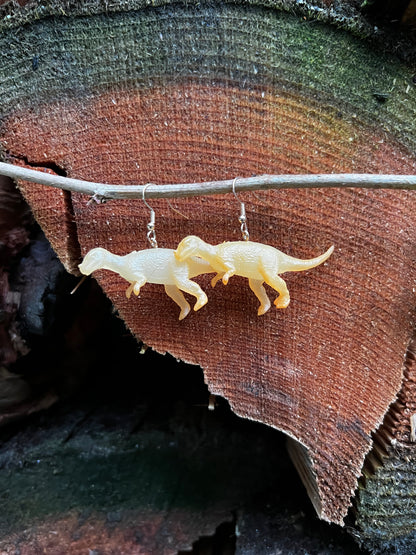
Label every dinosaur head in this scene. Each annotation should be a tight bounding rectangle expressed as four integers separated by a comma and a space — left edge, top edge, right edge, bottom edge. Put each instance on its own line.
78, 247, 110, 275
174, 235, 206, 261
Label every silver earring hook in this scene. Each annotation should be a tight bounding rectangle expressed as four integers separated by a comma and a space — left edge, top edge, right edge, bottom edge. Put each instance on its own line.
232, 177, 249, 241
142, 184, 158, 248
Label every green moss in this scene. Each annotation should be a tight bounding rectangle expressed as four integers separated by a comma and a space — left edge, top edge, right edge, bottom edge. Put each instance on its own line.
0, 5, 414, 150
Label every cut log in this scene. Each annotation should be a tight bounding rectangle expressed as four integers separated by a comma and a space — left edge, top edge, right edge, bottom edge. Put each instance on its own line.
0, 0, 416, 538
353, 335, 416, 552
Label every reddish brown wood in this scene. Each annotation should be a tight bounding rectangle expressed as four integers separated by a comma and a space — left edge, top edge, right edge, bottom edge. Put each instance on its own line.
17, 171, 80, 274
5, 83, 415, 525
1, 3, 416, 530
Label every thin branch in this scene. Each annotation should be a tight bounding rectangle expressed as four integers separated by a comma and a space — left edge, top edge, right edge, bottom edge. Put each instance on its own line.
1, 161, 416, 201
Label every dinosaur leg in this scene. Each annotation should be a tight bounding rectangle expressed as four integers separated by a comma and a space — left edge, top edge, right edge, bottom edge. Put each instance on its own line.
211, 273, 225, 287
248, 278, 271, 315
210, 267, 234, 286
164, 284, 191, 320
125, 277, 146, 299
132, 277, 146, 296
174, 277, 208, 312
125, 283, 135, 299
260, 270, 290, 309
222, 266, 236, 285
208, 258, 235, 286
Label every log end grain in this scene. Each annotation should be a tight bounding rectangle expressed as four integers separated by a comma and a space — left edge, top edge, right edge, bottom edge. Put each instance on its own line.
1, 3, 416, 526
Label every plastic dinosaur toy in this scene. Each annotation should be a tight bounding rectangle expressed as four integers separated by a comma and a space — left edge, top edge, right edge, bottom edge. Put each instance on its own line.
78, 247, 214, 320
175, 236, 334, 315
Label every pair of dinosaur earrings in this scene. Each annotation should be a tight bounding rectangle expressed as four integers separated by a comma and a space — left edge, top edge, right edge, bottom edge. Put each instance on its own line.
78, 182, 334, 320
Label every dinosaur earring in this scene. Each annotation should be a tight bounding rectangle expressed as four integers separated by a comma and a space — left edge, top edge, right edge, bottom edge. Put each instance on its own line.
78, 185, 214, 320
175, 178, 334, 315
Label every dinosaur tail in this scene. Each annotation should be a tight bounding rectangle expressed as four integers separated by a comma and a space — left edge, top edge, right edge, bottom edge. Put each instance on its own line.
280, 245, 334, 273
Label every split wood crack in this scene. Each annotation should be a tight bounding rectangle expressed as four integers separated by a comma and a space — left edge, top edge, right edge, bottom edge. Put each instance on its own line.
0, 162, 416, 201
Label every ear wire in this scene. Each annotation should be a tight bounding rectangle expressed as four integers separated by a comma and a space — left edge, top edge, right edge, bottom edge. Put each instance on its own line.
142, 184, 158, 248
232, 177, 250, 241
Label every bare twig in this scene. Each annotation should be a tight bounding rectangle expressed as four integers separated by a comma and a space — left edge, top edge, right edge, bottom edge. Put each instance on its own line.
1, 161, 416, 200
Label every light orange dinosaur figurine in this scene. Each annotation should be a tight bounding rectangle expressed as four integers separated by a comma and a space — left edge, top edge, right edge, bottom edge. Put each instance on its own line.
175, 236, 334, 315
78, 247, 214, 320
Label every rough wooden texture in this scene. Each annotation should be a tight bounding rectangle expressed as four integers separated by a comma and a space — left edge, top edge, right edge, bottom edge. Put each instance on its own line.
353, 336, 416, 551
1, 2, 416, 527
